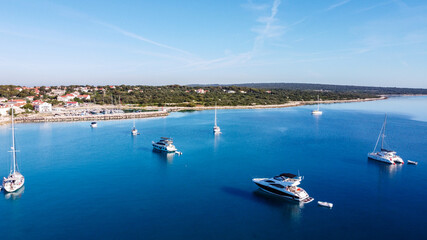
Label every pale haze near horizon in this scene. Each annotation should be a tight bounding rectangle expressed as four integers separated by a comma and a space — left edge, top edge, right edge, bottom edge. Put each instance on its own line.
0, 0, 426, 88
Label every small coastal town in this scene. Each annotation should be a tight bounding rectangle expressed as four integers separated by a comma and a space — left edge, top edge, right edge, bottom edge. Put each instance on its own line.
0, 84, 387, 124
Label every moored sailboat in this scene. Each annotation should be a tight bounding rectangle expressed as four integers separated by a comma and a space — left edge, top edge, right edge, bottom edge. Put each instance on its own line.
131, 119, 139, 135
213, 103, 221, 134
368, 114, 404, 164
2, 110, 25, 193
311, 95, 323, 115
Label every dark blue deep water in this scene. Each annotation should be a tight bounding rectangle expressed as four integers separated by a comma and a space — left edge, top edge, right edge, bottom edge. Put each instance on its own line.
0, 96, 426, 240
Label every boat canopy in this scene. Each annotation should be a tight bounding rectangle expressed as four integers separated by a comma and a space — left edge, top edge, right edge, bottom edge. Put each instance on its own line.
381, 148, 395, 153
278, 173, 297, 178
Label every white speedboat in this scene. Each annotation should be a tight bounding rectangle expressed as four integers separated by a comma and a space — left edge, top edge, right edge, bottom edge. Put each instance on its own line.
318, 201, 333, 208
152, 137, 178, 153
252, 173, 314, 203
368, 114, 404, 164
311, 95, 323, 115
2, 111, 25, 193
91, 122, 97, 128
213, 103, 221, 134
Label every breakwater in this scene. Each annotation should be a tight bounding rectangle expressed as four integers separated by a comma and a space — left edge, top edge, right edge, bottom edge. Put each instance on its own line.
13, 111, 169, 124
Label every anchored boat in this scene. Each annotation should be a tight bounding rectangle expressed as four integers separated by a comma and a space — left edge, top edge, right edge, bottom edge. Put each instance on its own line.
311, 95, 323, 115
253, 173, 314, 203
152, 137, 178, 153
213, 103, 221, 134
2, 111, 25, 193
368, 114, 404, 164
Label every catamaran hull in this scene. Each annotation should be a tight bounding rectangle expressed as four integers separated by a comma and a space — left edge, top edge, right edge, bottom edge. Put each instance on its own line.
368, 153, 403, 164
368, 154, 394, 164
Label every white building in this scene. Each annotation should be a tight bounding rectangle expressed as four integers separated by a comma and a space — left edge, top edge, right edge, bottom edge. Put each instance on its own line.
34, 102, 52, 113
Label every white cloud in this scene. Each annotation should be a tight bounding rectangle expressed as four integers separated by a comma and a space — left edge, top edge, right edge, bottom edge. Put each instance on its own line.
326, 0, 351, 11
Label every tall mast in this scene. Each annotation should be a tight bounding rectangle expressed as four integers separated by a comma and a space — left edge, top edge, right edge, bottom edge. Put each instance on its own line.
11, 109, 17, 174
317, 95, 320, 111
214, 102, 217, 127
381, 114, 387, 150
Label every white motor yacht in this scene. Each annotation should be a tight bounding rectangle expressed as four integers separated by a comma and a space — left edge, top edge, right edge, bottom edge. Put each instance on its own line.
152, 137, 178, 153
368, 114, 404, 164
2, 111, 25, 193
91, 122, 97, 128
252, 173, 314, 203
311, 95, 323, 115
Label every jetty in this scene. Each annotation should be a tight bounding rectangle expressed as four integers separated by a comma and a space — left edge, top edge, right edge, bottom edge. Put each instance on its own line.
12, 111, 169, 124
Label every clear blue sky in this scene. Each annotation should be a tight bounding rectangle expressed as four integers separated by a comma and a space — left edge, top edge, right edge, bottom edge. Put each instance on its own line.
0, 0, 426, 87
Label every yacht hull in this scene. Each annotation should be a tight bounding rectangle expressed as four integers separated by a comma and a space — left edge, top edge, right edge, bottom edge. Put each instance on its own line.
152, 144, 176, 153
253, 178, 313, 203
3, 178, 25, 193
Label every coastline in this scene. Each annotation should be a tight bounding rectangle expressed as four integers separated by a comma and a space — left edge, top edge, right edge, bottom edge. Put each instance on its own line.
0, 96, 386, 125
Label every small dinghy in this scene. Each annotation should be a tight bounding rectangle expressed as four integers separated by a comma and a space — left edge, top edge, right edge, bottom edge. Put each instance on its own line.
175, 151, 183, 155
318, 201, 333, 208
407, 160, 418, 165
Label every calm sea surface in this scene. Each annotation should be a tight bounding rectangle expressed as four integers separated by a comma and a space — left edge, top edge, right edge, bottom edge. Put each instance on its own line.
0, 96, 426, 240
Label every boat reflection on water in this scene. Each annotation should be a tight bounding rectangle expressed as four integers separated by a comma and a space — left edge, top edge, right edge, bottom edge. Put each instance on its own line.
367, 159, 402, 178
214, 132, 221, 150
152, 149, 175, 164
4, 186, 25, 200
221, 186, 302, 222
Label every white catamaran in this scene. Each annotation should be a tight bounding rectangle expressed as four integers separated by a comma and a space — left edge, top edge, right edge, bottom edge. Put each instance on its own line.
311, 95, 323, 115
2, 110, 25, 193
368, 114, 404, 164
213, 103, 221, 134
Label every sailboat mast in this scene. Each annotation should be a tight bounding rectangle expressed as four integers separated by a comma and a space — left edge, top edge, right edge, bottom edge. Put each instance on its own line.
214, 103, 217, 127
381, 114, 387, 150
11, 109, 17, 174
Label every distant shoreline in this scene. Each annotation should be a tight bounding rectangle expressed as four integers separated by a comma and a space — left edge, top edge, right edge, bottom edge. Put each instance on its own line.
0, 96, 386, 125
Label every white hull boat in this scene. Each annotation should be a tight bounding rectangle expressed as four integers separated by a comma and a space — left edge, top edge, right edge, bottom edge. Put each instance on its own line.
2, 111, 25, 193
318, 201, 333, 208
407, 160, 418, 165
91, 122, 97, 128
368, 114, 404, 165
213, 103, 221, 134
253, 173, 314, 203
131, 119, 139, 135
152, 137, 178, 153
311, 95, 323, 115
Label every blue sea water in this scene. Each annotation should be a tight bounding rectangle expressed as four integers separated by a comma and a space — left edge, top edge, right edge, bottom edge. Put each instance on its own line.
0, 96, 426, 240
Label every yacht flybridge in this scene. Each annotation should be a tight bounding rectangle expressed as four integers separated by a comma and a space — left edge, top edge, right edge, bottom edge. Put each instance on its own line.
2, 111, 25, 193
253, 173, 314, 203
213, 103, 221, 134
152, 137, 178, 153
311, 95, 323, 115
368, 114, 404, 164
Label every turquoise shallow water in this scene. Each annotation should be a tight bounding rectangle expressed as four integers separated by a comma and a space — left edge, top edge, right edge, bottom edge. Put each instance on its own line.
0, 96, 426, 240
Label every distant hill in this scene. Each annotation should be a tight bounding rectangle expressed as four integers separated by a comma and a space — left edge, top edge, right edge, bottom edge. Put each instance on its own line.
190, 83, 427, 95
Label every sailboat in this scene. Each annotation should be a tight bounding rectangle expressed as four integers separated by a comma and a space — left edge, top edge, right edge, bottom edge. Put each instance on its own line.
131, 119, 139, 135
311, 95, 323, 115
2, 110, 25, 193
213, 103, 221, 134
368, 114, 404, 164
